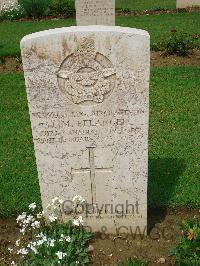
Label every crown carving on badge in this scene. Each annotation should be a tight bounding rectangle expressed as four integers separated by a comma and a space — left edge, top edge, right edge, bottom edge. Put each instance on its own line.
57, 38, 116, 105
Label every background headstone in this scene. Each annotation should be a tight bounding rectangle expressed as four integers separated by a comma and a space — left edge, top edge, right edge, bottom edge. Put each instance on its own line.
75, 0, 115, 26
21, 26, 150, 233
177, 0, 200, 8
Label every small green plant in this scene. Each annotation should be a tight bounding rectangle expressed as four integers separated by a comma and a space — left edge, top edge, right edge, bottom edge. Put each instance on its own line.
152, 30, 197, 56
152, 7, 167, 11
165, 31, 196, 56
18, 0, 52, 18
8, 196, 91, 265
170, 219, 200, 265
117, 7, 131, 13
48, 0, 75, 17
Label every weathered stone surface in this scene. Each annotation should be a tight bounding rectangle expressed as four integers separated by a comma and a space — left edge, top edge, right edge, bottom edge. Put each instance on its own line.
75, 0, 115, 26
21, 26, 150, 234
177, 0, 200, 8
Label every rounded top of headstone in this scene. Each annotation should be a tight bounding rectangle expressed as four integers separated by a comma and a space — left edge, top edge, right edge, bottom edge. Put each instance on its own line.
20, 26, 150, 47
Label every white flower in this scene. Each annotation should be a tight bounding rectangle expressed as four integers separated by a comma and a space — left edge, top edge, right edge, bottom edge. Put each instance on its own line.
48, 214, 58, 223
11, 261, 17, 266
17, 248, 29, 255
73, 218, 80, 227
60, 234, 71, 242
8, 247, 13, 253
72, 195, 85, 205
66, 236, 71, 242
35, 232, 47, 244
37, 212, 43, 219
56, 251, 67, 260
73, 216, 84, 226
25, 215, 35, 224
48, 239, 56, 247
27, 241, 38, 254
16, 239, 20, 246
20, 228, 26, 235
36, 232, 44, 238
16, 213, 26, 223
52, 197, 64, 205
36, 239, 45, 246
42, 236, 47, 242
30, 246, 38, 254
28, 202, 36, 211
59, 198, 64, 204
31, 241, 37, 247
52, 197, 59, 204
78, 216, 84, 225
31, 221, 40, 229
59, 234, 64, 242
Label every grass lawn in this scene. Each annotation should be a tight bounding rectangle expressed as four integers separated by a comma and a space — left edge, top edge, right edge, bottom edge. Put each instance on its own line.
0, 12, 199, 59
116, 0, 176, 11
0, 66, 199, 217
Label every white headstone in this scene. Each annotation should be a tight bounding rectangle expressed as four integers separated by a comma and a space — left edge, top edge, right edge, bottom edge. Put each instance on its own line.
75, 0, 115, 26
177, 0, 200, 8
21, 26, 150, 234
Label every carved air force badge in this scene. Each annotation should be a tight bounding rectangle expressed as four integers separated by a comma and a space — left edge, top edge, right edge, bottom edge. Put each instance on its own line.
57, 37, 116, 105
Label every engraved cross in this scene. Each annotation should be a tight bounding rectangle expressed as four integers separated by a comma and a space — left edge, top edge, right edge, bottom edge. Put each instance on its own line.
71, 147, 113, 204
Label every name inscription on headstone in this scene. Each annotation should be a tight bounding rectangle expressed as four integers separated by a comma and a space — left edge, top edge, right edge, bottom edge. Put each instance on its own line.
32, 108, 144, 144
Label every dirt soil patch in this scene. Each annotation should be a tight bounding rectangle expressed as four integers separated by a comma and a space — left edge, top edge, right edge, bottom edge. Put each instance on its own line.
0, 58, 23, 73
0, 217, 21, 265
117, 7, 200, 16
90, 208, 200, 265
151, 50, 200, 67
0, 208, 199, 265
0, 51, 199, 74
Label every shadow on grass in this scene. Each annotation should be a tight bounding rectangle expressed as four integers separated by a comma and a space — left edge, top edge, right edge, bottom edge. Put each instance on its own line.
147, 158, 186, 231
